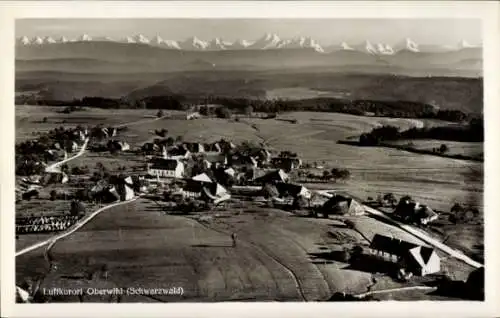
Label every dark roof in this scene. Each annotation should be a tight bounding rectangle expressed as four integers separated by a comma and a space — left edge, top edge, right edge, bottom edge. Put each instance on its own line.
149, 158, 180, 170
276, 182, 304, 197
419, 246, 435, 263
183, 180, 204, 193
254, 169, 288, 184
369, 234, 418, 256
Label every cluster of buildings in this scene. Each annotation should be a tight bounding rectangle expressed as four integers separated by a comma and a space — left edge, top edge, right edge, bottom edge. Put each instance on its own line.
393, 196, 439, 225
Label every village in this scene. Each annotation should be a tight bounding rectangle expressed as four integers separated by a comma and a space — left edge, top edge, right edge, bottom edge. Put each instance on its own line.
14, 108, 484, 303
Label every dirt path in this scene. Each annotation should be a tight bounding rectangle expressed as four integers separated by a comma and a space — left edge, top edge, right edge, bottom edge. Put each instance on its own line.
16, 197, 140, 256
45, 137, 89, 173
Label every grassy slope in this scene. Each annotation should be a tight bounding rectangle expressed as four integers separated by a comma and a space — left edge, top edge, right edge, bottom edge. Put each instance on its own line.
17, 199, 465, 302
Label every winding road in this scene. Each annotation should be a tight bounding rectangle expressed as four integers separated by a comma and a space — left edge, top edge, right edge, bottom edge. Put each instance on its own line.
16, 197, 140, 257
44, 138, 89, 173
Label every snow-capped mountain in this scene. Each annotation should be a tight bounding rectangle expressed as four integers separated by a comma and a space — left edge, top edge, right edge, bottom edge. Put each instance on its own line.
249, 33, 282, 50
18, 36, 30, 45
277, 36, 324, 52
458, 40, 478, 49
206, 38, 228, 50
229, 39, 254, 50
14, 33, 482, 56
44, 36, 57, 44
32, 36, 44, 45
78, 34, 92, 42
179, 36, 209, 50
133, 34, 150, 44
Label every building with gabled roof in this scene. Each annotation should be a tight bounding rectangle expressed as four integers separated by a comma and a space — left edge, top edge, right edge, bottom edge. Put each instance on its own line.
369, 234, 440, 276
253, 169, 289, 185
147, 158, 184, 179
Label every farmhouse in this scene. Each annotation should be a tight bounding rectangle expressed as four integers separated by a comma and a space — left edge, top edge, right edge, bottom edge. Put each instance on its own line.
253, 169, 289, 185
276, 182, 312, 199
167, 145, 191, 160
369, 234, 440, 276
394, 197, 439, 225
186, 112, 201, 120
147, 158, 184, 179
270, 157, 302, 172
115, 176, 135, 201
322, 195, 365, 216
183, 142, 205, 154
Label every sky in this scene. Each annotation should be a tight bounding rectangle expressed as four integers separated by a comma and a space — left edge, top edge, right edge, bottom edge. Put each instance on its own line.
16, 18, 482, 46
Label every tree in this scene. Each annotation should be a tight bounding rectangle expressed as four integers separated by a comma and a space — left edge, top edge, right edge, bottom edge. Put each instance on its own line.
42, 117, 48, 123
244, 105, 253, 116
451, 203, 464, 215
215, 107, 231, 119
383, 193, 398, 207
322, 170, 331, 182
157, 109, 164, 118
70, 200, 86, 217
292, 196, 308, 210
49, 190, 57, 201
262, 183, 279, 199
439, 144, 449, 154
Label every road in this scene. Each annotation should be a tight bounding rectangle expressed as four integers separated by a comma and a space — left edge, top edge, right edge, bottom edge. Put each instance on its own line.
44, 137, 89, 173
315, 190, 483, 269
16, 197, 139, 257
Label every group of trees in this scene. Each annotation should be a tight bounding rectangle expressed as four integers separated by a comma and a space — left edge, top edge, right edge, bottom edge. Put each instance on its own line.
298, 168, 351, 183
449, 203, 481, 224
359, 118, 484, 147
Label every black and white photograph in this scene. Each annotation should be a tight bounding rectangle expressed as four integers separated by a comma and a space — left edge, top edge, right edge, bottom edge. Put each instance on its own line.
2, 1, 500, 317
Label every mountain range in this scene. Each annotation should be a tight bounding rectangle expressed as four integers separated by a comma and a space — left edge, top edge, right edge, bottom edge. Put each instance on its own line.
16, 33, 480, 55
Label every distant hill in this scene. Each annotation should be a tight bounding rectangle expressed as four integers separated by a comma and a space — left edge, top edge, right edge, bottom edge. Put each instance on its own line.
16, 70, 483, 113
15, 41, 482, 77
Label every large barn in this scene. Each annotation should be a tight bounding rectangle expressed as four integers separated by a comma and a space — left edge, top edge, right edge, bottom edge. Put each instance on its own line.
369, 234, 440, 276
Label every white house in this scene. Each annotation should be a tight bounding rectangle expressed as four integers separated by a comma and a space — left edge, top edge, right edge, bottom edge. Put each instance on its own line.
148, 158, 184, 179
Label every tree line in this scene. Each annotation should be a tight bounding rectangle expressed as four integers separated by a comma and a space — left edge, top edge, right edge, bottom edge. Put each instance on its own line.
17, 94, 478, 123
358, 118, 484, 146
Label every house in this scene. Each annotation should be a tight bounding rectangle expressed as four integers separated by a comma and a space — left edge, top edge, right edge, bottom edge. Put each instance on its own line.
45, 149, 67, 161
202, 182, 231, 204
369, 234, 440, 276
224, 167, 236, 178
404, 245, 441, 276
394, 197, 439, 225
182, 180, 204, 198
43, 172, 69, 185
276, 183, 312, 199
229, 154, 258, 168
270, 157, 302, 172
147, 158, 184, 179
183, 142, 205, 154
117, 141, 130, 151
186, 112, 201, 120
253, 169, 289, 185
322, 195, 365, 216
204, 142, 222, 153
116, 176, 135, 201
167, 145, 191, 160
204, 152, 228, 167
192, 173, 213, 183
90, 182, 120, 203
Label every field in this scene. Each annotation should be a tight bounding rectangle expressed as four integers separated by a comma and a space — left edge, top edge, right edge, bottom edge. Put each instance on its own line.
387, 139, 483, 158
265, 87, 350, 100
15, 106, 483, 301
16, 198, 471, 302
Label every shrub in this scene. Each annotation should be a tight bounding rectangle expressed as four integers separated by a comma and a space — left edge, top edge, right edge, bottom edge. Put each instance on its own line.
344, 219, 356, 229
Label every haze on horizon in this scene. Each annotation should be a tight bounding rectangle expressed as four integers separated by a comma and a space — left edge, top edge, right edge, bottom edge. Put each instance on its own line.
16, 18, 481, 46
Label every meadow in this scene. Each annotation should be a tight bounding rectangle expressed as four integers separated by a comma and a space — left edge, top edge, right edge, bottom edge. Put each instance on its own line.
16, 198, 469, 302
